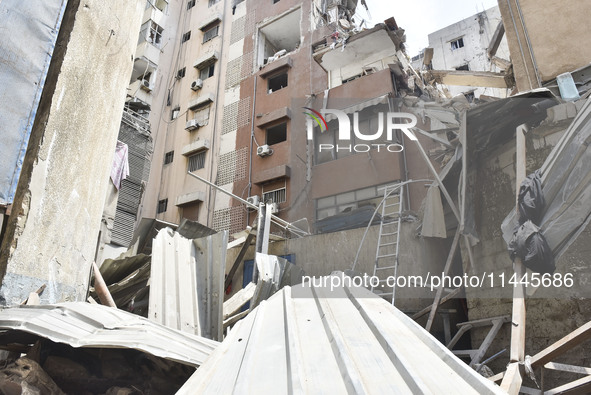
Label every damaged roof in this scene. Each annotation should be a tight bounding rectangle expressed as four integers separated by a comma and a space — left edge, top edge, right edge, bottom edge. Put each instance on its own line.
178, 277, 504, 394
0, 303, 219, 367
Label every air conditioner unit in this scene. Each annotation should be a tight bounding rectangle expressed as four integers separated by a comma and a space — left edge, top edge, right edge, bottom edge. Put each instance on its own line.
185, 119, 201, 131
246, 195, 260, 207
269, 202, 280, 214
191, 79, 203, 91
140, 79, 152, 91
257, 144, 273, 157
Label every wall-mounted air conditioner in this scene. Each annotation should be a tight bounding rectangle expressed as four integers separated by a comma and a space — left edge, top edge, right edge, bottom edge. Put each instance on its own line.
269, 202, 280, 214
185, 119, 201, 131
191, 79, 203, 91
246, 195, 260, 207
257, 144, 273, 157
141, 79, 152, 91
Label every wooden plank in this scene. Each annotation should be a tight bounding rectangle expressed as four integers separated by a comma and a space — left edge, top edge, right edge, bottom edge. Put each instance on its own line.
447, 325, 471, 350
545, 375, 591, 395
457, 315, 510, 328
223, 309, 249, 330
425, 227, 461, 332
509, 124, 527, 364
470, 318, 506, 367
544, 362, 591, 376
223, 282, 256, 319
224, 231, 255, 292
519, 386, 542, 395
530, 321, 591, 368
92, 262, 117, 308
500, 362, 522, 394
487, 21, 505, 59
488, 371, 505, 382
411, 287, 460, 320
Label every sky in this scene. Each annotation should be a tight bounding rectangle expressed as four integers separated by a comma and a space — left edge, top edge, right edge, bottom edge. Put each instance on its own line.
354, 0, 499, 56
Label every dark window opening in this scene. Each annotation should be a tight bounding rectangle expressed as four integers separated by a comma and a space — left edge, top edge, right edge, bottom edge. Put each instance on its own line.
164, 151, 174, 164
273, 0, 280, 3
182, 31, 191, 43
266, 123, 287, 145
199, 64, 215, 80
157, 199, 168, 214
342, 74, 362, 84
177, 67, 186, 79
187, 0, 196, 9
450, 37, 464, 50
203, 25, 219, 43
268, 72, 288, 93
188, 151, 206, 172
455, 64, 469, 71
208, 0, 220, 6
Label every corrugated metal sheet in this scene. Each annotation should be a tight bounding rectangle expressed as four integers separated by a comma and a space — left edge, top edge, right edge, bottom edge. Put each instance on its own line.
149, 228, 228, 341
0, 303, 218, 367
178, 277, 505, 394
0, 0, 68, 204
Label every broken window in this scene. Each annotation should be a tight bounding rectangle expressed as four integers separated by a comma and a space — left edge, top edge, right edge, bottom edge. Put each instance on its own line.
267, 72, 288, 93
139, 21, 164, 48
193, 105, 211, 126
257, 8, 301, 67
266, 122, 287, 145
456, 64, 469, 71
316, 183, 394, 221
450, 37, 464, 50
199, 64, 215, 80
171, 106, 180, 120
177, 67, 186, 79
263, 187, 286, 204
208, 0, 220, 6
164, 151, 174, 164
188, 151, 206, 172
187, 0, 195, 9
203, 24, 219, 43
182, 31, 191, 43
157, 198, 168, 213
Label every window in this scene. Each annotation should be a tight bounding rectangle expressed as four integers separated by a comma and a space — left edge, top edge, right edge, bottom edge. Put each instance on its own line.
208, 0, 220, 6
182, 31, 191, 43
273, 0, 280, 3
157, 199, 168, 214
199, 64, 215, 80
268, 72, 288, 93
450, 37, 464, 50
171, 106, 180, 120
187, 0, 195, 9
188, 151, 206, 171
164, 151, 174, 164
266, 123, 287, 145
177, 67, 186, 79
193, 105, 211, 126
263, 187, 286, 204
203, 25, 219, 43
147, 0, 168, 12
316, 183, 396, 221
455, 64, 469, 71
257, 8, 301, 67
140, 21, 164, 48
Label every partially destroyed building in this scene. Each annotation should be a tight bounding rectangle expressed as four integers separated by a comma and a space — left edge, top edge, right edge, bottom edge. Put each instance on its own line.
0, 1, 590, 394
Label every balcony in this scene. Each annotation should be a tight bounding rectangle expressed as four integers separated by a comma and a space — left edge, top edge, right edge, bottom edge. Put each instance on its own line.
142, 6, 164, 26
135, 41, 160, 67
128, 80, 153, 106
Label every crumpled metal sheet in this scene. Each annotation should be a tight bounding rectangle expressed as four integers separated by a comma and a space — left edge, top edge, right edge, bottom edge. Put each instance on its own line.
0, 0, 68, 204
0, 303, 218, 367
178, 275, 504, 394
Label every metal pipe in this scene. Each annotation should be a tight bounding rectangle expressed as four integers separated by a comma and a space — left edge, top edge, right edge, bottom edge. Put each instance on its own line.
188, 171, 309, 237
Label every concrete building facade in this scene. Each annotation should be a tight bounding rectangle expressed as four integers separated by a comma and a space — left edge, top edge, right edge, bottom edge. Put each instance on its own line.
427, 6, 511, 98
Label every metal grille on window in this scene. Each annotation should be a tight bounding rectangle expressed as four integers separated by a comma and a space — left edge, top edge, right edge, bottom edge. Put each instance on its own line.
263, 187, 286, 204
188, 151, 206, 172
157, 198, 168, 213
164, 151, 174, 164
203, 25, 219, 43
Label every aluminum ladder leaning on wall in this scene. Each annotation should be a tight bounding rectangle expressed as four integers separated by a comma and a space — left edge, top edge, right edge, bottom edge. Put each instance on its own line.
371, 184, 404, 304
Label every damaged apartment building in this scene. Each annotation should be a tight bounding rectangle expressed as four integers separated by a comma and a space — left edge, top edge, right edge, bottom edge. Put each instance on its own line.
1, 0, 591, 394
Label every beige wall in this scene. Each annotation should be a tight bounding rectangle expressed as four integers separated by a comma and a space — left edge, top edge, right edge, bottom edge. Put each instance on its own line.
499, 0, 591, 91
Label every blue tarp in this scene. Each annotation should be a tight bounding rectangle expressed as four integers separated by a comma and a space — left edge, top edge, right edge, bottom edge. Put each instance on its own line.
0, 0, 68, 204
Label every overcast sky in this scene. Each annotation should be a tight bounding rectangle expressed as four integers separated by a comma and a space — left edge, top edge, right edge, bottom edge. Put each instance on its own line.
355, 0, 499, 56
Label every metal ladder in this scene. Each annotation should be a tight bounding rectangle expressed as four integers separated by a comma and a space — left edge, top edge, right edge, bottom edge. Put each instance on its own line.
371, 184, 404, 304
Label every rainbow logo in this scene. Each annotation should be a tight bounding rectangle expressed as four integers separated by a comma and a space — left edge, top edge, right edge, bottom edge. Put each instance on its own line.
302, 107, 328, 132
